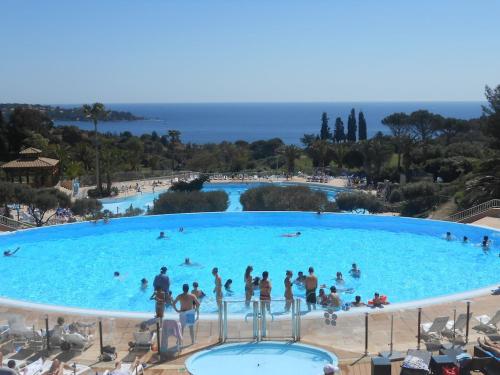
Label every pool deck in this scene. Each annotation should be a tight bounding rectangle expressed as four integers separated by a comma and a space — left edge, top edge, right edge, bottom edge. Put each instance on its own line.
1, 291, 498, 373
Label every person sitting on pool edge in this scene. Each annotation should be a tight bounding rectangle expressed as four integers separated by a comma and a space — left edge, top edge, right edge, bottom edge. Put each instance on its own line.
371, 292, 390, 308
318, 288, 328, 307
3, 247, 20, 257
328, 286, 341, 308
349, 263, 361, 278
351, 295, 366, 307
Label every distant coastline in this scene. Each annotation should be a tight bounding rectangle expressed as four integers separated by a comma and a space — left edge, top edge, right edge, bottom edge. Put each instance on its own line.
54, 101, 484, 144
0, 103, 144, 122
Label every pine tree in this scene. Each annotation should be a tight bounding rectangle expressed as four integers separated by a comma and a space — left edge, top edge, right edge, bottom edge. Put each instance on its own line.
319, 112, 331, 140
346, 108, 357, 142
358, 111, 367, 140
333, 117, 345, 143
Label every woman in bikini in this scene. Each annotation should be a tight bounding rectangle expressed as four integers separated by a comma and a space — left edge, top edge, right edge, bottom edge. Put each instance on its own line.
244, 265, 254, 307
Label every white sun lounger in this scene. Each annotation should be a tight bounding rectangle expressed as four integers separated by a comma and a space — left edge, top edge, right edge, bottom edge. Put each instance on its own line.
103, 363, 144, 375
420, 316, 449, 340
443, 313, 472, 338
474, 310, 500, 333
41, 360, 91, 375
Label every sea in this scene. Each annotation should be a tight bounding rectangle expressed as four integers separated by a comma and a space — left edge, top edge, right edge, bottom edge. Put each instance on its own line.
55, 102, 484, 144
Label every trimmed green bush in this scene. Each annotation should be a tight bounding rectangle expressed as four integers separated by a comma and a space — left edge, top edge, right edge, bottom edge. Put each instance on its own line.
151, 190, 228, 214
335, 191, 384, 213
71, 198, 102, 216
240, 185, 336, 212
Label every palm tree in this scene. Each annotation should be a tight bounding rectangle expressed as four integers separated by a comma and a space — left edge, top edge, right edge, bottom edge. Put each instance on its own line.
281, 145, 301, 175
83, 103, 107, 193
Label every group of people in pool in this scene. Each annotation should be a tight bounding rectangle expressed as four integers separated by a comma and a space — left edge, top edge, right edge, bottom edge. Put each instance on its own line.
113, 261, 388, 315
445, 232, 492, 250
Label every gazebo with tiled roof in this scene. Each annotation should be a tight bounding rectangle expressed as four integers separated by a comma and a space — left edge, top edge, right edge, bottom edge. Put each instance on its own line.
1, 147, 59, 187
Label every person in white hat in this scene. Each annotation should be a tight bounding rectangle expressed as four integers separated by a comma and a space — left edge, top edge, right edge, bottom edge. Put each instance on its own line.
323, 363, 339, 374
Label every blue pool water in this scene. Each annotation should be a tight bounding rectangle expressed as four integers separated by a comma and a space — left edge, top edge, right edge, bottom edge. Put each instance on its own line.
100, 182, 342, 213
185, 342, 338, 375
0, 213, 498, 314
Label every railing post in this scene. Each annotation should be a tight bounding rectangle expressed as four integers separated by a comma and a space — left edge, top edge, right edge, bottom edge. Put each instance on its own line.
45, 315, 50, 351
156, 319, 161, 354
218, 303, 223, 343
223, 301, 228, 342
364, 312, 369, 356
98, 320, 103, 355
253, 301, 259, 341
465, 301, 471, 344
291, 299, 296, 341
417, 308, 422, 350
260, 302, 267, 339
296, 299, 301, 341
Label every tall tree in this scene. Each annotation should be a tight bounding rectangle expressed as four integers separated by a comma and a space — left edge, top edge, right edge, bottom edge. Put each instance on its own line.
358, 111, 367, 140
482, 84, 500, 149
281, 145, 301, 175
319, 112, 331, 140
346, 108, 357, 142
83, 103, 107, 193
333, 117, 345, 143
407, 110, 441, 143
381, 112, 410, 172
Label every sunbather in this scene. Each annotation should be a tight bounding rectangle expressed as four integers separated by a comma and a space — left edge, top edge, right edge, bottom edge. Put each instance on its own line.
109, 357, 143, 375
477, 337, 500, 357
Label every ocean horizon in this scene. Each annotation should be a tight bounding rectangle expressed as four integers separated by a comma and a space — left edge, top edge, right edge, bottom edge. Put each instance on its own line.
55, 101, 485, 144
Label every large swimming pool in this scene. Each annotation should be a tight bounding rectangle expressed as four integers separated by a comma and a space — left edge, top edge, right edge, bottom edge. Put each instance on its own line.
0, 212, 498, 314
100, 182, 342, 213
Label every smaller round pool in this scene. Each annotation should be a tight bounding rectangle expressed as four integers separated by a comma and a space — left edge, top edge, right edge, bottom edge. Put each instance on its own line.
185, 341, 338, 375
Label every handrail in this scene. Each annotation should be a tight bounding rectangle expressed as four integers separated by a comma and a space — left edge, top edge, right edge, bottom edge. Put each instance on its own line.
447, 199, 500, 222
0, 215, 35, 230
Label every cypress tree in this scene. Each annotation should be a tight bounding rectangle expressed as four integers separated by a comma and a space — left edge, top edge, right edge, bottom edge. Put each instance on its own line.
346, 108, 357, 142
319, 112, 331, 140
358, 111, 367, 140
333, 117, 345, 143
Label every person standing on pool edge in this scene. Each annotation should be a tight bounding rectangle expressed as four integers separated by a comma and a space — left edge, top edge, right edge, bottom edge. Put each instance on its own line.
153, 266, 170, 297
284, 270, 294, 312
305, 266, 318, 311
212, 267, 223, 309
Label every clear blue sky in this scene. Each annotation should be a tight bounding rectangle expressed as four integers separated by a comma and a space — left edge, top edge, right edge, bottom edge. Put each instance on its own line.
1, 0, 499, 104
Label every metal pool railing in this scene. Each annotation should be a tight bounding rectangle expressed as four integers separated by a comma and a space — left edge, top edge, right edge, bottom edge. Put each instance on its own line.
447, 199, 500, 222
220, 299, 301, 343
0, 215, 35, 230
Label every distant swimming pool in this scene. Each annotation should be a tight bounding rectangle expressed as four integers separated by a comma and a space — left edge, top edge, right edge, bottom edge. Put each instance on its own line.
0, 212, 498, 314
100, 182, 343, 213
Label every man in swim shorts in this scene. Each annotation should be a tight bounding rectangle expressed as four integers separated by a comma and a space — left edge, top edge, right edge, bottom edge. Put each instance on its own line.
212, 267, 223, 308
305, 266, 318, 311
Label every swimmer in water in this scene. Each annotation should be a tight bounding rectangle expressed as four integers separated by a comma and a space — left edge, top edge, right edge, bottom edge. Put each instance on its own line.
335, 272, 344, 283
482, 236, 491, 249
184, 258, 191, 265
114, 271, 120, 278
224, 279, 234, 295
179, 227, 184, 233
3, 247, 20, 257
294, 271, 306, 286
140, 278, 148, 291
281, 232, 301, 238
445, 232, 452, 241
463, 236, 469, 243
349, 263, 361, 278
158, 231, 166, 239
